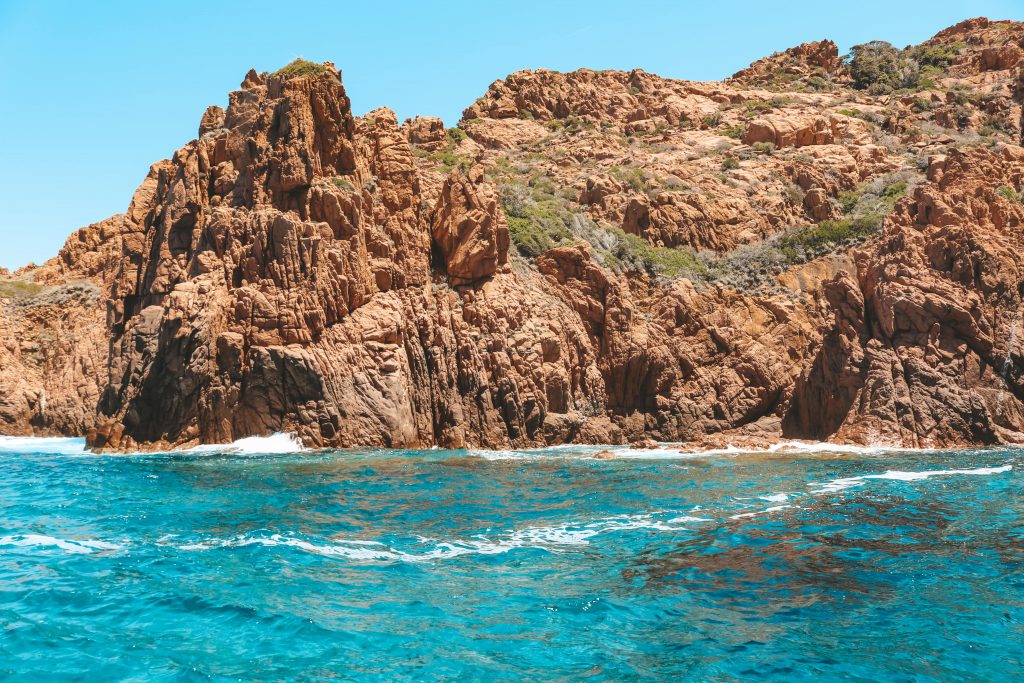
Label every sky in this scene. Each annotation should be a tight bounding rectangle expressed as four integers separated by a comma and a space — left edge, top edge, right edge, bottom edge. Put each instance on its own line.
0, 0, 1020, 270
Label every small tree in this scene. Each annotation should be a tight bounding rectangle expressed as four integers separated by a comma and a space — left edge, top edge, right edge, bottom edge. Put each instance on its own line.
847, 41, 905, 92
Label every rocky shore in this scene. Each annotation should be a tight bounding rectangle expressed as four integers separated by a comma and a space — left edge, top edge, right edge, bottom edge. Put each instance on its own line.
2, 17, 1024, 451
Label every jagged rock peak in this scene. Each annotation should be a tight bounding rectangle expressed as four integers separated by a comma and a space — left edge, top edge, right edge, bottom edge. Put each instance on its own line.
730, 40, 844, 87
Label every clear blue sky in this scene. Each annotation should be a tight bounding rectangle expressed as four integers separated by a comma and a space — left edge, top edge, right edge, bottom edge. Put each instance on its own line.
0, 0, 1019, 269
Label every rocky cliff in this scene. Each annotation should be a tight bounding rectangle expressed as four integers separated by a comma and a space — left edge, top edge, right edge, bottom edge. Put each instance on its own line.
3, 18, 1024, 450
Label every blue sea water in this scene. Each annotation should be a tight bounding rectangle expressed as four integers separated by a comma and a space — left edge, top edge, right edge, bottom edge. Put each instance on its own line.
0, 436, 1021, 682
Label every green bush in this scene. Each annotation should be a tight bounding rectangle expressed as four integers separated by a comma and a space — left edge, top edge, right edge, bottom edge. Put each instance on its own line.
331, 177, 355, 191
610, 230, 708, 279
778, 215, 881, 262
429, 149, 470, 173
721, 157, 740, 170
272, 58, 329, 79
847, 41, 907, 93
997, 185, 1022, 202
722, 124, 745, 139
701, 112, 722, 127
805, 75, 830, 92
908, 41, 963, 69
499, 184, 575, 257
608, 165, 654, 193
499, 183, 531, 217
447, 127, 468, 144
846, 40, 962, 93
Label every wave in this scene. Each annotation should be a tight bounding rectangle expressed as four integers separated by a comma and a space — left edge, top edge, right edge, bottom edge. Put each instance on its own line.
813, 464, 1013, 494
467, 440, 929, 461
0, 436, 88, 455
0, 433, 306, 457
170, 512, 709, 563
725, 465, 1014, 520
0, 533, 124, 554
179, 432, 307, 455
730, 504, 795, 520
6, 463, 1013, 560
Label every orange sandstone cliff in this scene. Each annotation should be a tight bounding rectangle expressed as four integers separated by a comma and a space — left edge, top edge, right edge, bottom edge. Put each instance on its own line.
2, 18, 1024, 450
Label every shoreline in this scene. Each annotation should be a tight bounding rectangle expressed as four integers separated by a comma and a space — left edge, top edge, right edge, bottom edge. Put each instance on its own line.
2, 433, 1021, 459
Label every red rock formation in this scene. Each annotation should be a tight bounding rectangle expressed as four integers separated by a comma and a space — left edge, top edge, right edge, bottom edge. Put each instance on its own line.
786, 146, 1024, 446
730, 39, 845, 88
4, 17, 1024, 452
81, 66, 618, 450
401, 116, 447, 151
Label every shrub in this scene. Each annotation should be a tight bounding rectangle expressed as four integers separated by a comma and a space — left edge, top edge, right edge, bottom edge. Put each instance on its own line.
272, 58, 329, 79
778, 215, 881, 262
805, 75, 830, 92
331, 177, 355, 191
721, 157, 740, 170
701, 112, 722, 127
751, 141, 775, 155
847, 41, 928, 93
909, 41, 963, 69
997, 185, 1022, 202
447, 127, 468, 144
429, 149, 470, 173
744, 100, 774, 114
980, 112, 1015, 136
722, 124, 745, 139
498, 183, 531, 217
608, 165, 654, 193
499, 184, 574, 257
610, 230, 708, 279
847, 40, 962, 93
880, 181, 908, 206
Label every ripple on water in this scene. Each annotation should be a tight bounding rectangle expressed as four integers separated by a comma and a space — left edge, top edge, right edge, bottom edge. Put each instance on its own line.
0, 440, 1020, 681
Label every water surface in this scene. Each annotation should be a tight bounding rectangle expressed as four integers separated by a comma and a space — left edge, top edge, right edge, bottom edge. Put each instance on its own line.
1, 437, 1021, 681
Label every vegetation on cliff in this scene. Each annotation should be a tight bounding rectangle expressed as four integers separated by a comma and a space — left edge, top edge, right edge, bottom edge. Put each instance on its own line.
272, 58, 330, 78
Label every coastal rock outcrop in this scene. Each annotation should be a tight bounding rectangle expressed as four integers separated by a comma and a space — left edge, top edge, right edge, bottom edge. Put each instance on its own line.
3, 18, 1024, 451
787, 146, 1024, 446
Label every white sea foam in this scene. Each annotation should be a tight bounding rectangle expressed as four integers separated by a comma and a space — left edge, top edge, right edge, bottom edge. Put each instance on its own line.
0, 436, 88, 455
0, 533, 124, 554
813, 464, 1013, 493
467, 439, 929, 461
761, 493, 790, 502
674, 440, 922, 458
730, 504, 795, 519
171, 511, 702, 563
182, 432, 307, 455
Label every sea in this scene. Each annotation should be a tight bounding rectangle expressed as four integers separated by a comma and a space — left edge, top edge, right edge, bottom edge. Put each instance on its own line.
0, 435, 1021, 681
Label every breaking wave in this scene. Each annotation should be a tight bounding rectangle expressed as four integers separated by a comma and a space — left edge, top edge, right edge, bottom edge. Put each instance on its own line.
469, 440, 927, 461
169, 512, 708, 563
0, 533, 124, 554
180, 432, 307, 455
813, 464, 1013, 494
0, 436, 88, 456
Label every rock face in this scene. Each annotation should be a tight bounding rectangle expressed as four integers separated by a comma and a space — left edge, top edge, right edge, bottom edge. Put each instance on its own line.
787, 146, 1024, 446
730, 39, 845, 88
429, 166, 510, 285
3, 17, 1024, 451
81, 69, 601, 450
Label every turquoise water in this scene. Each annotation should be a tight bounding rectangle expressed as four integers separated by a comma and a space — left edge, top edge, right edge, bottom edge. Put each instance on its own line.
0, 437, 1022, 682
